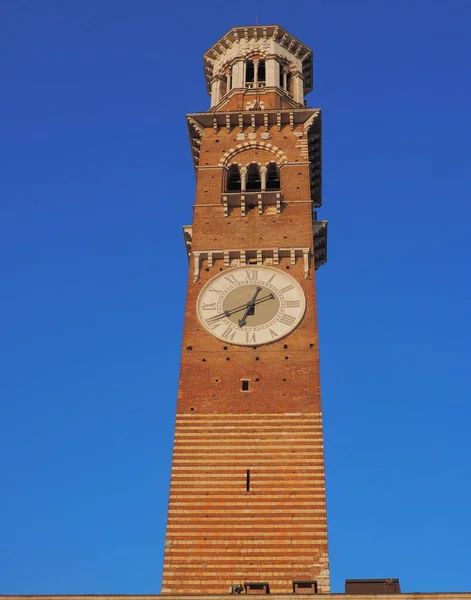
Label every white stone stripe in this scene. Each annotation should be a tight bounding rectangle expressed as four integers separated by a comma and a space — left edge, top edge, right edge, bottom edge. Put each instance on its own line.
171, 464, 325, 470
169, 501, 326, 507
174, 439, 324, 446
175, 420, 323, 424
167, 523, 327, 529
168, 507, 326, 513
172, 455, 324, 461
176, 412, 322, 416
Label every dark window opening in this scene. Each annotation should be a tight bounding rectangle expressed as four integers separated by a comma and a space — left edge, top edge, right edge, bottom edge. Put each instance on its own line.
293, 581, 318, 594
286, 72, 292, 93
227, 164, 241, 192
242, 380, 250, 392
244, 582, 270, 594
266, 162, 280, 190
279, 66, 284, 88
246, 60, 255, 83
258, 60, 265, 83
246, 164, 261, 191
246, 469, 250, 491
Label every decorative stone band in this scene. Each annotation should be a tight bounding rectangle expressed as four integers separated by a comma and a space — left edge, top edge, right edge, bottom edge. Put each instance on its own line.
186, 108, 320, 171
221, 191, 282, 216
191, 247, 312, 282
182, 221, 328, 277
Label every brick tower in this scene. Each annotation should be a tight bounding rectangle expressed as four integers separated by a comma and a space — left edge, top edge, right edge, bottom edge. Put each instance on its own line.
162, 25, 329, 595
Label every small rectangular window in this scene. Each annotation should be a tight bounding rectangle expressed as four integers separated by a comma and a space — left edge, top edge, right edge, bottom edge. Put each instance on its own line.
244, 582, 270, 594
241, 379, 250, 391
246, 469, 250, 491
293, 581, 318, 594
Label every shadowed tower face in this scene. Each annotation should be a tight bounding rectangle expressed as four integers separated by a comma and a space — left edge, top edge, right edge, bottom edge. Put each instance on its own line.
162, 25, 329, 595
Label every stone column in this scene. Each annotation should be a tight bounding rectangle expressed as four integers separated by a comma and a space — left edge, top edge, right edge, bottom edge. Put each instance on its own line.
240, 167, 247, 192
210, 78, 220, 107
293, 72, 304, 104
283, 69, 288, 91
260, 166, 267, 191
265, 57, 279, 87
232, 59, 245, 88
253, 60, 259, 87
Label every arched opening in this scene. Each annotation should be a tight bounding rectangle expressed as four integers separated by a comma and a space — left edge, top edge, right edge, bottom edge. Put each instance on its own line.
227, 164, 241, 192
258, 60, 265, 86
245, 60, 255, 86
279, 64, 293, 94
246, 164, 261, 192
266, 163, 280, 191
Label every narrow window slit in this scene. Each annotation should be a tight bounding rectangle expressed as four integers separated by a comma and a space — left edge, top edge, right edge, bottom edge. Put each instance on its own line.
246, 469, 251, 492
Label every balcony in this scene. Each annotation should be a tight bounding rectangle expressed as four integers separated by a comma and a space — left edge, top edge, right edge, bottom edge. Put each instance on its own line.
245, 81, 266, 89
221, 190, 283, 216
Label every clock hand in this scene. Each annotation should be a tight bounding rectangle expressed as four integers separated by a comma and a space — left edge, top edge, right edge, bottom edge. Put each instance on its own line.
238, 287, 262, 328
206, 293, 274, 324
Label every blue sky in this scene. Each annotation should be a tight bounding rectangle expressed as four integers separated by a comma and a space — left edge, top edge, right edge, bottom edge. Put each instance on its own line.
1, 0, 471, 594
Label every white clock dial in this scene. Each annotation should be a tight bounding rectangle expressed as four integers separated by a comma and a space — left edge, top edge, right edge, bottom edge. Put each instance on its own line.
196, 266, 306, 346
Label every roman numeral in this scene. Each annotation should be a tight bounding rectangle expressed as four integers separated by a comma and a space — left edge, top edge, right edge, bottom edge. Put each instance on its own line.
208, 287, 222, 295
245, 270, 258, 281
224, 273, 238, 285
281, 284, 294, 293
221, 326, 237, 341
286, 300, 300, 308
269, 328, 279, 338
206, 319, 222, 330
267, 273, 276, 284
202, 302, 217, 311
246, 332, 256, 344
279, 313, 296, 326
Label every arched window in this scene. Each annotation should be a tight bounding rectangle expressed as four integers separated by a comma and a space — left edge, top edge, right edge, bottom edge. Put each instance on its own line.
245, 60, 255, 86
266, 163, 280, 191
227, 164, 241, 192
246, 164, 261, 191
258, 60, 266, 86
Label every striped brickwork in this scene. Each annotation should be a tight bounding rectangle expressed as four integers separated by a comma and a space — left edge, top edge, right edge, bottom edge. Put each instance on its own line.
162, 413, 329, 594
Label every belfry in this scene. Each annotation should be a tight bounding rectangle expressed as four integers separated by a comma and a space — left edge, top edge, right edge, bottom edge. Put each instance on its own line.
162, 25, 329, 595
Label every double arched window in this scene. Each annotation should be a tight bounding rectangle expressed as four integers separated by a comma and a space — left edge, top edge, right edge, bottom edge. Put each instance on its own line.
226, 163, 280, 193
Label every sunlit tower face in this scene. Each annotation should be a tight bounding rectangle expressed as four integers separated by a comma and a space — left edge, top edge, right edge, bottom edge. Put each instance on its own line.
162, 25, 328, 595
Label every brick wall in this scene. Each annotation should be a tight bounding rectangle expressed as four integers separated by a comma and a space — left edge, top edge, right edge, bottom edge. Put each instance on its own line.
162, 88, 329, 594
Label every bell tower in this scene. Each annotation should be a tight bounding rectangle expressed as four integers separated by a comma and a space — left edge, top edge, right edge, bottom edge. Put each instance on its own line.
162, 25, 328, 595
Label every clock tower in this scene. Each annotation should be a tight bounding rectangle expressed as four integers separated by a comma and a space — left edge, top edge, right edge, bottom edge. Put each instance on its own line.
162, 25, 328, 595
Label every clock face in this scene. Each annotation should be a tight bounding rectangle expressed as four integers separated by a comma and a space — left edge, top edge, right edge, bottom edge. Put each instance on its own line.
196, 266, 306, 346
